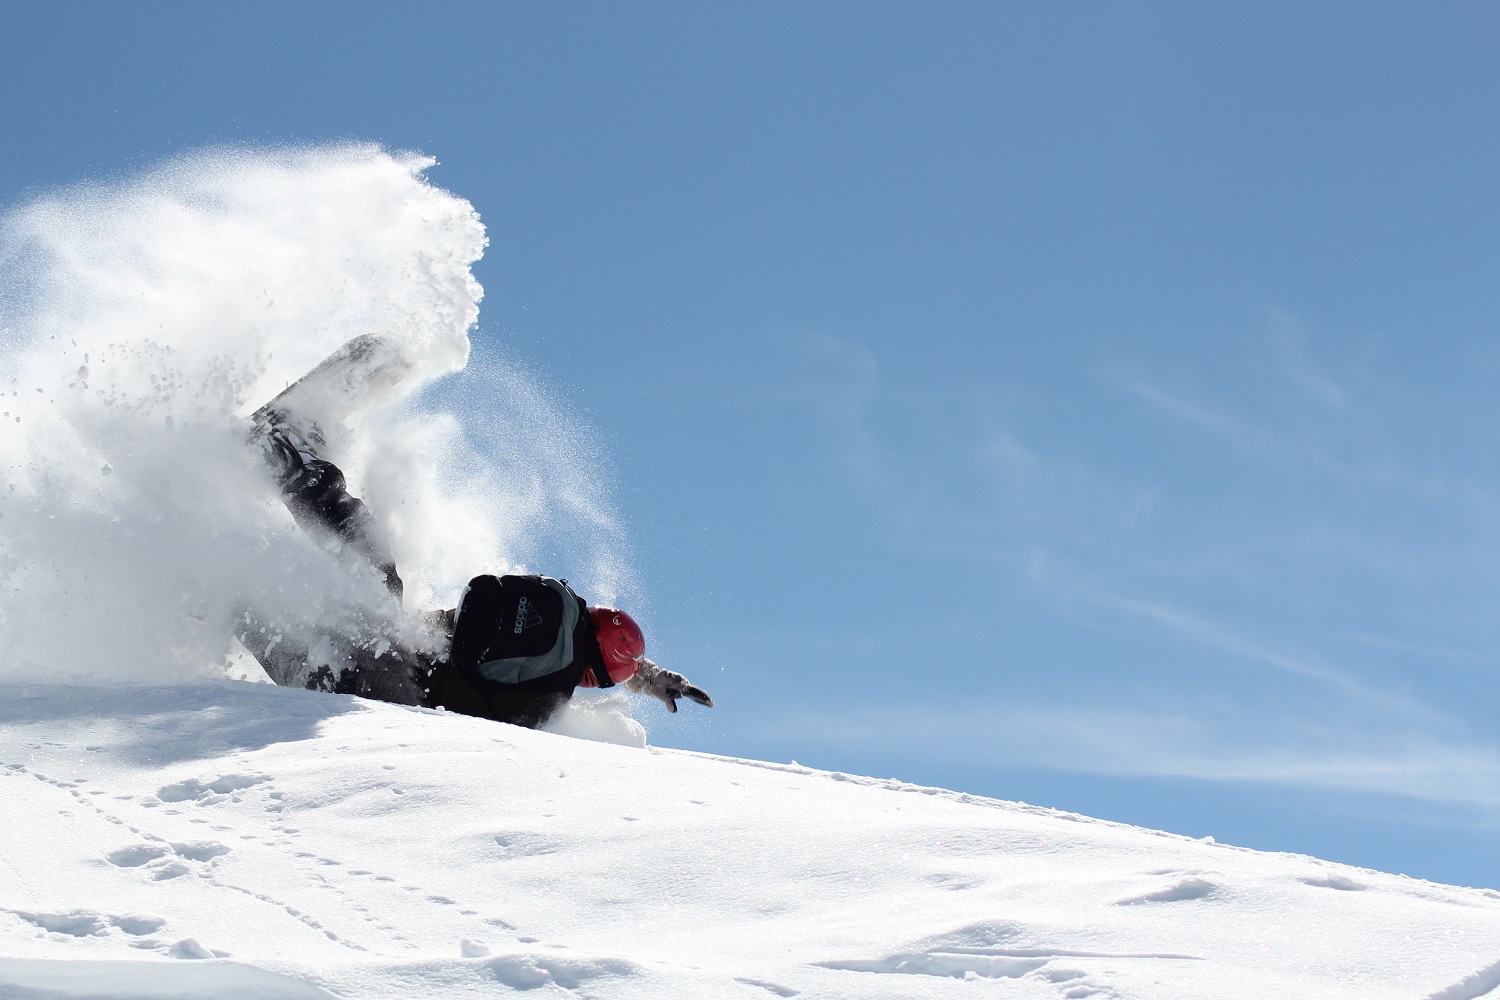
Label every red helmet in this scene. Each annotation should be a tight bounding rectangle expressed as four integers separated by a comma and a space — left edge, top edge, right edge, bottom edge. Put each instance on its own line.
589, 606, 645, 684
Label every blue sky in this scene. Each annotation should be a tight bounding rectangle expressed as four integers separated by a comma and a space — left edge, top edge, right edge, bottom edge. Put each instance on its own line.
6, 2, 1500, 887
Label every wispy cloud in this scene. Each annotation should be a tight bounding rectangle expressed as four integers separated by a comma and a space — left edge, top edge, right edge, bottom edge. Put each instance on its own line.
1266, 306, 1351, 411
1097, 593, 1441, 723
1309, 627, 1498, 667
775, 701, 1500, 809
1119, 377, 1268, 450
746, 311, 1500, 817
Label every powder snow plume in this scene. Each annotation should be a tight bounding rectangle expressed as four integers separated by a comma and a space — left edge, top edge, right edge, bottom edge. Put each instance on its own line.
0, 145, 634, 683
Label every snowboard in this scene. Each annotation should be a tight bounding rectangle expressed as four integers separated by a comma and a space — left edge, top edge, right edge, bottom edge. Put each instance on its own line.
250, 334, 413, 451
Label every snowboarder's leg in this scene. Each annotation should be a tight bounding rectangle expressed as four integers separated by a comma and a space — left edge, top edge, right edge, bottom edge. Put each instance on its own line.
424, 662, 569, 729
282, 457, 403, 600
233, 610, 315, 688
235, 607, 425, 703
247, 334, 414, 599
254, 423, 404, 600
495, 690, 569, 729
342, 642, 428, 706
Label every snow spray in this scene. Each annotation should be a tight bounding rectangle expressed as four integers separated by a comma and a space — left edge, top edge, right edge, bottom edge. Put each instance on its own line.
0, 146, 634, 684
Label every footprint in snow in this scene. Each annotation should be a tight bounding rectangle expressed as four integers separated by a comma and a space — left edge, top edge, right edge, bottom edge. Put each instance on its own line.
107, 845, 171, 868
485, 954, 642, 991
818, 952, 1049, 979
11, 910, 111, 937
106, 842, 229, 870
1115, 878, 1217, 906
924, 872, 980, 891
170, 842, 230, 862
155, 774, 269, 803
492, 831, 563, 857
10, 910, 166, 939
1300, 875, 1367, 891
735, 977, 799, 996
111, 915, 166, 936
817, 918, 1205, 984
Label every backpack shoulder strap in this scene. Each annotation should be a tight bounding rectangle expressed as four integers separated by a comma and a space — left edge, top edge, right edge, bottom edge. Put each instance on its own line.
549, 578, 614, 689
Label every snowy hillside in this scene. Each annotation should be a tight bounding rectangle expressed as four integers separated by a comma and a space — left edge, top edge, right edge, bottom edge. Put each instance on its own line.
3, 680, 1499, 1000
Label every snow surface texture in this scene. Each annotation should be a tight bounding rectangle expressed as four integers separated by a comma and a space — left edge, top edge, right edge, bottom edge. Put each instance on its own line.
0, 145, 636, 688
4, 681, 1500, 999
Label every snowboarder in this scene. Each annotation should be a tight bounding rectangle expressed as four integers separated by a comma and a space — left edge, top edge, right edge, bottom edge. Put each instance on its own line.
235, 343, 713, 729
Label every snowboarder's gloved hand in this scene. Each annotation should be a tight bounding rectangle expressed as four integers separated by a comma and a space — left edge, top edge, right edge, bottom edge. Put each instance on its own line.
625, 658, 714, 713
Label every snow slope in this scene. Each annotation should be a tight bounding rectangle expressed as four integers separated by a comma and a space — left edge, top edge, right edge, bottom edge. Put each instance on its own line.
3, 680, 1499, 1000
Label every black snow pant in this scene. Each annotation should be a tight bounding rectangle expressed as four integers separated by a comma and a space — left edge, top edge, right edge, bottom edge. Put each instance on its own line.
259, 427, 403, 601
237, 614, 568, 730
280, 458, 404, 601
233, 608, 429, 706
422, 659, 571, 730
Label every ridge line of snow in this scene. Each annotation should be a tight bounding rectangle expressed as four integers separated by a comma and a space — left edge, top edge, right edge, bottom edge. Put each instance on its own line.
656, 746, 1499, 894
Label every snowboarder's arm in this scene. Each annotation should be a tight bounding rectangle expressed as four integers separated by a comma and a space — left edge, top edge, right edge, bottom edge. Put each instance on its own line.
625, 658, 714, 713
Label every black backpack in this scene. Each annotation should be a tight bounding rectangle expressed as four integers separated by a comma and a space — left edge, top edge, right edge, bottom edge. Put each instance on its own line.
448, 575, 612, 691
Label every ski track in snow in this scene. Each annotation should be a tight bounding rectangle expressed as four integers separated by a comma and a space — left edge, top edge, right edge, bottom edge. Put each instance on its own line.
3, 681, 1500, 999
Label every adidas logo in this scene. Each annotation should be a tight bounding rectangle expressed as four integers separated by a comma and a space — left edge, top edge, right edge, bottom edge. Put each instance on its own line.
513, 595, 544, 634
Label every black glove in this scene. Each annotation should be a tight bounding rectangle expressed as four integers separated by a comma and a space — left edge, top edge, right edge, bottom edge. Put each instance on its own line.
625, 658, 714, 713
